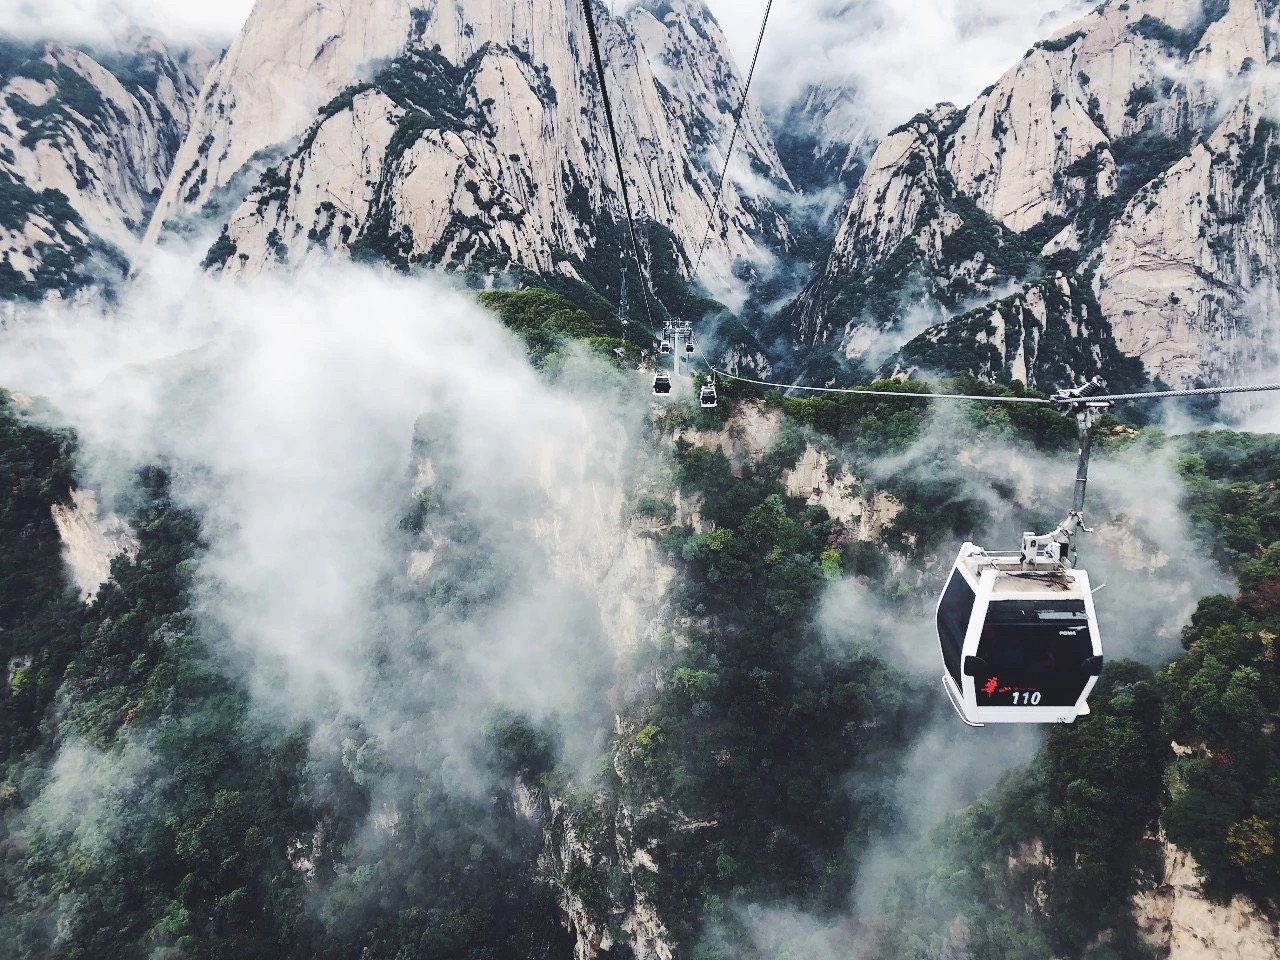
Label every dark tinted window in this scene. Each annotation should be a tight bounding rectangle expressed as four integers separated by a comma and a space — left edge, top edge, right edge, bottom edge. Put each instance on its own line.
972, 600, 1094, 707
937, 570, 974, 685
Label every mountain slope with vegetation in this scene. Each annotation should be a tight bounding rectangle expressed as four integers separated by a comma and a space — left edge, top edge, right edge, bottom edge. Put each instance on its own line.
3, 0, 1280, 956
874, 429, 1280, 960
3, 304, 1279, 956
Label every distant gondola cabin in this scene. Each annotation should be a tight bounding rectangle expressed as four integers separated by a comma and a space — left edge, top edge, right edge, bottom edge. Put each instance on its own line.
937, 543, 1103, 726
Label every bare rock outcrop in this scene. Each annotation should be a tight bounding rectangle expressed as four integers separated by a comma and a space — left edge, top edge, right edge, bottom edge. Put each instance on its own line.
51, 489, 139, 600
149, 0, 794, 292
783, 443, 901, 541
1133, 841, 1280, 959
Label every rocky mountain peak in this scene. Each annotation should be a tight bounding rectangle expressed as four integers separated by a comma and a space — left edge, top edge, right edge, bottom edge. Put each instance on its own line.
146, 0, 794, 298
0, 33, 209, 299
143, 0, 416, 244
788, 0, 1280, 389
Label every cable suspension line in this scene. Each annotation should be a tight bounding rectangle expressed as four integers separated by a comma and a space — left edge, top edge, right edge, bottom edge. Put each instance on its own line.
580, 0, 658, 334
693, 353, 1280, 411
691, 363, 1054, 404
1064, 383, 1280, 404
681, 0, 776, 401
691, 0, 774, 279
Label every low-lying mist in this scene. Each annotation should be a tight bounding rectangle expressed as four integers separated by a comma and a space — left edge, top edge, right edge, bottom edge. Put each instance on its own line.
1, 252, 662, 806
0, 250, 1246, 957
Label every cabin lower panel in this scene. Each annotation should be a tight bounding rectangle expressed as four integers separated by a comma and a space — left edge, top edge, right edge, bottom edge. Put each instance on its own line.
944, 676, 1087, 725
973, 706, 1081, 724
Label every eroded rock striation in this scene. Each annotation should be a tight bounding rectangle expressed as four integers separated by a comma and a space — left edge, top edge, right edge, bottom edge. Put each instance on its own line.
0, 35, 209, 298
149, 0, 794, 293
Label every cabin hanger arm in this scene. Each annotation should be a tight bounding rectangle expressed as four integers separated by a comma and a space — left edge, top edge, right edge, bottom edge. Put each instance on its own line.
1022, 379, 1113, 567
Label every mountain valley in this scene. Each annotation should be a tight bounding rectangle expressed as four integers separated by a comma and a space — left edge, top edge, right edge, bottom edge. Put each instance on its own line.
2, 2, 1280, 959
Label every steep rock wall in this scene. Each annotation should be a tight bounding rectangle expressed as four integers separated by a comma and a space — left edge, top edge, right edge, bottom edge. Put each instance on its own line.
1134, 840, 1280, 959
151, 0, 794, 290
788, 0, 1280, 386
51, 488, 140, 600
0, 37, 208, 297
1098, 69, 1280, 384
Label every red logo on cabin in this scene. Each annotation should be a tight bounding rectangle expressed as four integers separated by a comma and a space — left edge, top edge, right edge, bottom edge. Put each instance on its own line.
982, 677, 999, 696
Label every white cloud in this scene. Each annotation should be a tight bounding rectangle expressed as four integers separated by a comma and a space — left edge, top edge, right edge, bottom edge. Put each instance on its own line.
5, 0, 254, 46
0, 250, 654, 787
704, 0, 1094, 134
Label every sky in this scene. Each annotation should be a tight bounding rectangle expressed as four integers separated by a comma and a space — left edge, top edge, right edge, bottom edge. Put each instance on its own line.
8, 0, 254, 45
11, 0, 1093, 135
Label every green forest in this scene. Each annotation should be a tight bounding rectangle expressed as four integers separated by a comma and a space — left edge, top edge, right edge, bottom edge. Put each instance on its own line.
1, 290, 1279, 959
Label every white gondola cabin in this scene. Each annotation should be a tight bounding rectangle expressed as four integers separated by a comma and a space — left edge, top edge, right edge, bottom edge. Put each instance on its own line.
652, 374, 672, 396
659, 340, 672, 355
699, 383, 718, 408
937, 542, 1103, 726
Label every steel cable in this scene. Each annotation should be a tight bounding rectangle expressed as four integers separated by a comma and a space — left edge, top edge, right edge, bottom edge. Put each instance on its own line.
580, 0, 658, 334
1084, 383, 1280, 404
691, 0, 774, 279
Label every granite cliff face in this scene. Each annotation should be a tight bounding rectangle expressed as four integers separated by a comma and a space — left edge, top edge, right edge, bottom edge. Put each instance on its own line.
1098, 69, 1280, 384
0, 36, 209, 299
791, 0, 1280, 389
1133, 839, 1280, 960
147, 0, 794, 294
8, 0, 1280, 391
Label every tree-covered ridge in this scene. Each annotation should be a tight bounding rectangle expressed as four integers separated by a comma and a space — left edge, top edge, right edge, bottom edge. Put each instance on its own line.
0, 438, 320, 957
0, 390, 79, 757
0, 364, 950, 958
624, 428, 928, 952
4, 338, 1280, 960
879, 660, 1168, 960
0, 394, 573, 959
477, 287, 639, 368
